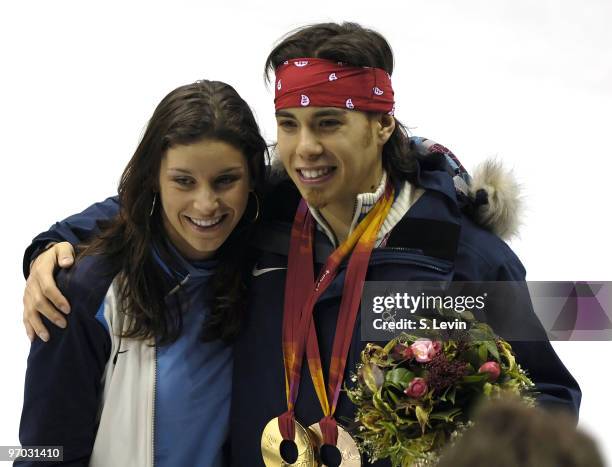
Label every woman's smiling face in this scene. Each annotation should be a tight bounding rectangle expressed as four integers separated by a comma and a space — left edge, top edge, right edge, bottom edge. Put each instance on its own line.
158, 138, 251, 260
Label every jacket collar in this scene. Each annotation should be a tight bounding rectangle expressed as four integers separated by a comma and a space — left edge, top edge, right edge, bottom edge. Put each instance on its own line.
151, 236, 216, 296
309, 171, 388, 246
411, 155, 463, 215
377, 157, 462, 262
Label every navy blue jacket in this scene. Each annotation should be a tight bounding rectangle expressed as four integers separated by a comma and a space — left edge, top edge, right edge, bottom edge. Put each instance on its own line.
22, 162, 580, 467
229, 168, 581, 466
17, 255, 114, 466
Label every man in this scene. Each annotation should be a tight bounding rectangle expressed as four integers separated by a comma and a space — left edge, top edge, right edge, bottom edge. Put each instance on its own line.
22, 23, 579, 466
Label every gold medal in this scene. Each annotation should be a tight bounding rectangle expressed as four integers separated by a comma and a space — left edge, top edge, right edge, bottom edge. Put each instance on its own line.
308, 423, 361, 466
261, 417, 318, 466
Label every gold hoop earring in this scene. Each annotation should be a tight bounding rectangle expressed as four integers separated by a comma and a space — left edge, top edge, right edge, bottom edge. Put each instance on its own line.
250, 191, 260, 223
149, 193, 157, 217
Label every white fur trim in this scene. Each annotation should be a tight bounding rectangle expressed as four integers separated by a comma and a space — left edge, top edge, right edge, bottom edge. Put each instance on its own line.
469, 158, 523, 240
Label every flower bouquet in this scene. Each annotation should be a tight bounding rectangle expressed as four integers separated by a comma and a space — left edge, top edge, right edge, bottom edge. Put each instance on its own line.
346, 319, 535, 466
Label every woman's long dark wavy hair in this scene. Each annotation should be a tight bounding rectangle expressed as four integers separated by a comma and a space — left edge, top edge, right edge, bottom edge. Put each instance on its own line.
264, 22, 419, 183
80, 80, 268, 344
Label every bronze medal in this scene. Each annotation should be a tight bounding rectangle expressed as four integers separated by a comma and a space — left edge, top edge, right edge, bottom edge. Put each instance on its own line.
308, 423, 361, 466
261, 417, 318, 466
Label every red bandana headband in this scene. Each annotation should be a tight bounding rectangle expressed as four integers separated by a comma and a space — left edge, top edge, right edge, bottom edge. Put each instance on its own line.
274, 57, 395, 115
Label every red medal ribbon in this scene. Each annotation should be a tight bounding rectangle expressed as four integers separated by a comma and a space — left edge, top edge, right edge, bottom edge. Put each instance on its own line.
279, 183, 394, 445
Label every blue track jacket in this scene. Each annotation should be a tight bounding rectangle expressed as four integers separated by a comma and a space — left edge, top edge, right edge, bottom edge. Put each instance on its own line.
18, 240, 231, 466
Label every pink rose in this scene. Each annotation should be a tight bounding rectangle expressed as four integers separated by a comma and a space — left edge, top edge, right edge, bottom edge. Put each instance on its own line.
478, 361, 501, 382
391, 344, 413, 360
410, 339, 439, 363
404, 377, 428, 398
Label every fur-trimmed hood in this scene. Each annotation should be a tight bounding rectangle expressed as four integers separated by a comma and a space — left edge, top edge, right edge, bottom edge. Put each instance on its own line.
266, 142, 522, 241
468, 158, 522, 241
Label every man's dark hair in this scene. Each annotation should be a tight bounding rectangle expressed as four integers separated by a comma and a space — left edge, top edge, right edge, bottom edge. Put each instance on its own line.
265, 22, 418, 183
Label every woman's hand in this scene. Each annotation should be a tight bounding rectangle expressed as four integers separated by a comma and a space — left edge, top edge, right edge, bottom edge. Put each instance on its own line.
23, 242, 75, 342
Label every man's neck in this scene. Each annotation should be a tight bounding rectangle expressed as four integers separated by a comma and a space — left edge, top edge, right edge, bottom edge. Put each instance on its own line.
315, 169, 387, 244
318, 201, 354, 244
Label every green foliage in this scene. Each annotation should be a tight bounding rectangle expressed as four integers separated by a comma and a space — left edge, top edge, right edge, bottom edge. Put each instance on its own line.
386, 368, 415, 389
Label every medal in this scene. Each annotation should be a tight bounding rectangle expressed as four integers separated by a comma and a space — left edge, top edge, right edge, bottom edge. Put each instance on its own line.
261, 417, 318, 466
261, 183, 394, 465
308, 423, 361, 466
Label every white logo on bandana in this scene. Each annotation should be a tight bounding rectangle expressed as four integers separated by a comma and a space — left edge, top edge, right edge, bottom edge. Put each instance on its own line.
283, 60, 289, 65
328, 73, 338, 81
277, 80, 282, 90
301, 95, 310, 106
388, 104, 395, 116
345, 98, 354, 109
373, 87, 384, 96
294, 60, 309, 67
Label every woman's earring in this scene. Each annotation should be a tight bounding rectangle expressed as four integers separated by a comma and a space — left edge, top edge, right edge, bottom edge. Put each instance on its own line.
150, 193, 157, 217
250, 191, 260, 223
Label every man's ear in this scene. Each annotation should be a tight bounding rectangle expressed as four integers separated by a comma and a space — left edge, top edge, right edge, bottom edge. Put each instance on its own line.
376, 114, 396, 145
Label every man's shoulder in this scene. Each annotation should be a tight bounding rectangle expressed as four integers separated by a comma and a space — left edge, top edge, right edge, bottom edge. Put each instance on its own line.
455, 213, 524, 278
395, 167, 524, 277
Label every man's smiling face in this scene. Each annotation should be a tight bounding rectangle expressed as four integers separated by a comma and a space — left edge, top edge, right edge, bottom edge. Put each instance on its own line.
275, 107, 391, 211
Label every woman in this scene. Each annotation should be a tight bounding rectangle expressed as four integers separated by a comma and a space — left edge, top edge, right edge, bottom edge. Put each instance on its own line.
17, 80, 267, 466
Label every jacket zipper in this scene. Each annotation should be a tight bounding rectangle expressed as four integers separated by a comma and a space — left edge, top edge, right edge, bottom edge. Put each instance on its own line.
151, 345, 157, 467
367, 248, 452, 273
